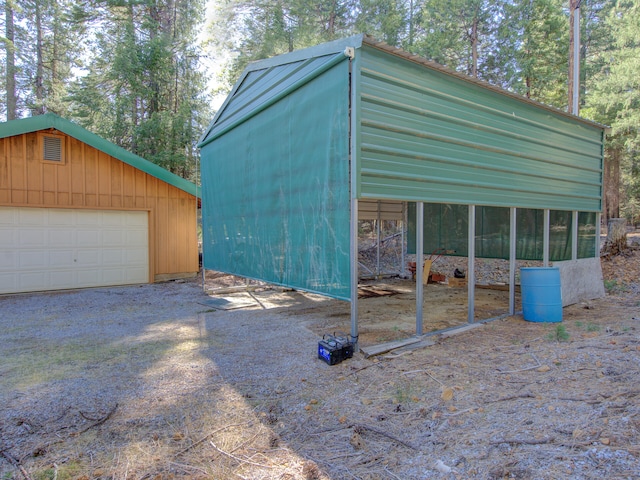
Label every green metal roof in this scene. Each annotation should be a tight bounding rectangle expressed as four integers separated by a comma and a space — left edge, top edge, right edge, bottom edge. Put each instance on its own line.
0, 113, 199, 198
199, 34, 608, 149
198, 35, 363, 148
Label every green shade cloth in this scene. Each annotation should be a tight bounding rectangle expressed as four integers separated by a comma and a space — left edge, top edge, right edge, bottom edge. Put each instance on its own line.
408, 204, 598, 261
200, 60, 351, 300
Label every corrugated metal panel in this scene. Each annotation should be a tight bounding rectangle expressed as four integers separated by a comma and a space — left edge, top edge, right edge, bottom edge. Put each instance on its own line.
358, 46, 604, 212
358, 199, 404, 220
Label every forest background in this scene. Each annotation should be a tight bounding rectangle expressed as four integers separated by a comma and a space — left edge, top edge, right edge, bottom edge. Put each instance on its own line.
1, 0, 639, 224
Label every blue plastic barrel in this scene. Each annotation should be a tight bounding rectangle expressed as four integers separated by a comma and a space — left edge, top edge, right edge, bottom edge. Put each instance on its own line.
520, 267, 562, 323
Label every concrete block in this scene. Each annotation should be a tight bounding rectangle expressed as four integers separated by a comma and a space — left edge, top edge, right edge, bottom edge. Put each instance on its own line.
553, 258, 605, 306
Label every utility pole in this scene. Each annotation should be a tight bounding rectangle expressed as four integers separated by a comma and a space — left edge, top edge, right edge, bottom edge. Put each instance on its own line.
568, 0, 581, 115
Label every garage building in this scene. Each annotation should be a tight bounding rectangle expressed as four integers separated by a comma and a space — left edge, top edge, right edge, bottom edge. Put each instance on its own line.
0, 113, 199, 294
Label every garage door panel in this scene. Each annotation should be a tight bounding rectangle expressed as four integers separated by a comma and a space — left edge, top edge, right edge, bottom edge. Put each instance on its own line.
49, 250, 75, 266
18, 209, 46, 225
76, 249, 102, 266
20, 250, 47, 267
48, 210, 75, 226
49, 229, 75, 246
102, 230, 126, 246
100, 268, 127, 284
17, 271, 48, 290
79, 215, 101, 225
0, 231, 17, 248
75, 271, 96, 286
0, 209, 16, 225
20, 229, 46, 247
123, 267, 148, 283
102, 212, 126, 226
77, 229, 100, 244
0, 207, 149, 294
102, 249, 124, 265
0, 251, 17, 269
50, 270, 75, 288
0, 273, 16, 291
124, 247, 147, 263
126, 230, 147, 244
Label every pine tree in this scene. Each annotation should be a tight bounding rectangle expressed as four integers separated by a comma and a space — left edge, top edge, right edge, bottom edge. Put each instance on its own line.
583, 0, 640, 224
69, 0, 211, 180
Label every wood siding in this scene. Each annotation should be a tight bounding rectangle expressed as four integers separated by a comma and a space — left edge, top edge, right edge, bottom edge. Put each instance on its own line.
0, 130, 198, 281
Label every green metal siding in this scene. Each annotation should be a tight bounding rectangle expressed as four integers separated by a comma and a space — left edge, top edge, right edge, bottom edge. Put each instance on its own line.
358, 46, 604, 212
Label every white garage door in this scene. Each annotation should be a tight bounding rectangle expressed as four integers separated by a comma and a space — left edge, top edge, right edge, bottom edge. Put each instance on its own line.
0, 207, 149, 294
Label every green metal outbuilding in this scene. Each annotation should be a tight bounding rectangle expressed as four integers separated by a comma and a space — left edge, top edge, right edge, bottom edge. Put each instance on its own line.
198, 34, 607, 344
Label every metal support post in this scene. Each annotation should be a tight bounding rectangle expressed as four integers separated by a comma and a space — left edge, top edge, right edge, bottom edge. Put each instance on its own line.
416, 202, 424, 335
468, 205, 475, 323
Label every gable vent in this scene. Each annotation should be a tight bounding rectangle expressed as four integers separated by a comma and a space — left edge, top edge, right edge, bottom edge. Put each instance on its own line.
43, 135, 63, 161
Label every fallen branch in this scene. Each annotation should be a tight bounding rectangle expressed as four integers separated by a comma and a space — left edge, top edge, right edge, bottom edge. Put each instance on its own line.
350, 424, 419, 451
306, 423, 418, 451
485, 392, 535, 404
557, 396, 603, 404
490, 436, 555, 446
424, 371, 444, 386
210, 441, 273, 469
607, 390, 640, 401
497, 354, 542, 374
444, 408, 476, 417
0, 448, 33, 480
175, 421, 254, 456
347, 363, 380, 377
402, 369, 444, 387
72, 403, 118, 436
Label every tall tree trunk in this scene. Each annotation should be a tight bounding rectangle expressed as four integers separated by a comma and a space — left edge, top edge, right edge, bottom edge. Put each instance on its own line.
5, 0, 17, 120
408, 0, 414, 46
147, 2, 160, 115
128, 2, 139, 133
471, 16, 478, 77
603, 144, 621, 226
34, 0, 45, 115
568, 0, 579, 113
327, 0, 336, 36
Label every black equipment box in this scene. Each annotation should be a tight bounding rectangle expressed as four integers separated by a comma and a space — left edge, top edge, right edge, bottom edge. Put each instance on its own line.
318, 333, 354, 365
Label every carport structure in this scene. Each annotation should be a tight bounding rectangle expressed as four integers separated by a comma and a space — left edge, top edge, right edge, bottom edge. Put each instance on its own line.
198, 34, 607, 347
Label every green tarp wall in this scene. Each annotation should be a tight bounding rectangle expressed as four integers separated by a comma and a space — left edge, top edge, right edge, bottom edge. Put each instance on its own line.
199, 61, 351, 300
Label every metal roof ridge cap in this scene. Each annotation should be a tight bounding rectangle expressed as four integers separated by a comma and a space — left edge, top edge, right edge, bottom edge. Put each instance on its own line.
244, 34, 364, 72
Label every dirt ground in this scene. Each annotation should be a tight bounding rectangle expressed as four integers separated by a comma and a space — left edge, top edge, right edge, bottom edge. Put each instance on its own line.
1, 247, 639, 479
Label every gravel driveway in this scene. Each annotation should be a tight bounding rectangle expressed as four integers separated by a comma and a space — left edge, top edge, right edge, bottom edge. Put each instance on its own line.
1, 274, 639, 479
